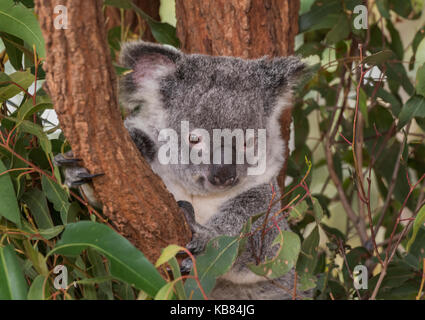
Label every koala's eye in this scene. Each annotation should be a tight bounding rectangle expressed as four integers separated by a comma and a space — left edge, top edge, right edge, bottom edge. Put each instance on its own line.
189, 133, 201, 144
244, 137, 255, 149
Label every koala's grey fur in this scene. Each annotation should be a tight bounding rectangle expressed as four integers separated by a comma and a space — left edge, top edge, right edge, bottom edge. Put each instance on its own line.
118, 41, 310, 300
61, 41, 309, 299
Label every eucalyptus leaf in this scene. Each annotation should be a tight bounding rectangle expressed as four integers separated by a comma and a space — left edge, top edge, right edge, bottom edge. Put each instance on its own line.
0, 159, 22, 227
41, 175, 70, 219
0, 0, 45, 57
48, 221, 166, 298
362, 50, 393, 66
398, 95, 425, 129
184, 235, 240, 300
406, 204, 425, 252
21, 188, 53, 229
0, 245, 28, 300
249, 231, 301, 279
27, 275, 49, 300
416, 63, 425, 97
0, 69, 34, 102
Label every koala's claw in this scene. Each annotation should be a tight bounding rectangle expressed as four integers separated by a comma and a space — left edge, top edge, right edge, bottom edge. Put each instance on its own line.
53, 151, 82, 167
186, 238, 204, 254
177, 200, 196, 225
177, 200, 213, 255
66, 170, 104, 187
54, 151, 104, 188
180, 258, 193, 275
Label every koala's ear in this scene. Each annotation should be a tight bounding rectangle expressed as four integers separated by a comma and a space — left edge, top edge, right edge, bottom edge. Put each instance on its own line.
120, 41, 181, 91
266, 56, 306, 89
262, 56, 306, 116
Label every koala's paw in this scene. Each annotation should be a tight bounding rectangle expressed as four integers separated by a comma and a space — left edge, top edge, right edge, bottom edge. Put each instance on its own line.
186, 232, 211, 255
177, 200, 212, 254
177, 200, 215, 274
177, 200, 196, 227
179, 232, 213, 275
54, 151, 104, 188
180, 257, 193, 275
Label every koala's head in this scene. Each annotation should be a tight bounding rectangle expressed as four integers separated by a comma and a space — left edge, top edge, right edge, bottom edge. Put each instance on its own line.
120, 41, 305, 196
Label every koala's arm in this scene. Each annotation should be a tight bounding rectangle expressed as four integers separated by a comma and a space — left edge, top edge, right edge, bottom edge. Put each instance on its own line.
184, 181, 287, 262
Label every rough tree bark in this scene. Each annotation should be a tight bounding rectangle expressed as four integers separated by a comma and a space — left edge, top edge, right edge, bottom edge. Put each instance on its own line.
35, 0, 191, 264
175, 0, 300, 198
105, 0, 160, 42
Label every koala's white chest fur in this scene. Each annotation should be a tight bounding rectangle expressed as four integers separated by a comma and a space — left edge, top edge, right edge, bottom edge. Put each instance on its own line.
162, 179, 226, 225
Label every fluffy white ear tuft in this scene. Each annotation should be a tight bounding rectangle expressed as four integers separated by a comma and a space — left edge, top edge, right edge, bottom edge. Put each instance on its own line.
261, 56, 306, 117
119, 41, 181, 97
119, 41, 181, 137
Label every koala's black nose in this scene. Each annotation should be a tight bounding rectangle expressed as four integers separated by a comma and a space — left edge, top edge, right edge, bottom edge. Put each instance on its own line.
208, 165, 237, 187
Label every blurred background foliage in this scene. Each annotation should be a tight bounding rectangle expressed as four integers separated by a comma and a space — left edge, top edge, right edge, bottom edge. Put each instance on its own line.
0, 0, 424, 300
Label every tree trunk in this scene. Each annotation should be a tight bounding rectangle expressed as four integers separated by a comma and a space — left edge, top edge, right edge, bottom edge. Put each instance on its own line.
105, 0, 161, 42
35, 0, 191, 264
175, 0, 300, 198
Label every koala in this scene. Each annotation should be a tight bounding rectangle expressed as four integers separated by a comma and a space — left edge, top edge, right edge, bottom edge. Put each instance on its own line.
55, 41, 309, 300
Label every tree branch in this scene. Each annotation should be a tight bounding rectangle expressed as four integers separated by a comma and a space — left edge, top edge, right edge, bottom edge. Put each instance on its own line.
35, 0, 191, 263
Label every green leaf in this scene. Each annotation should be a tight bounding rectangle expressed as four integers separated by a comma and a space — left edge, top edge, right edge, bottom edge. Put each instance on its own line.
5, 116, 52, 156
362, 50, 393, 66
299, 1, 342, 33
412, 0, 424, 14
416, 63, 425, 97
298, 273, 317, 292
296, 226, 320, 276
289, 200, 308, 222
21, 188, 54, 229
386, 19, 404, 60
146, 20, 180, 48
0, 0, 45, 57
376, 0, 391, 18
87, 248, 114, 300
105, 0, 180, 47
412, 26, 425, 57
312, 197, 324, 223
167, 257, 186, 300
0, 69, 34, 101
36, 225, 64, 240
155, 281, 176, 300
27, 275, 49, 300
0, 72, 12, 88
409, 227, 425, 260
155, 244, 184, 268
325, 14, 350, 44
113, 63, 132, 76
358, 87, 369, 126
398, 95, 425, 129
0, 159, 21, 227
23, 240, 48, 276
0, 245, 28, 300
114, 282, 135, 300
249, 230, 301, 279
41, 175, 70, 219
406, 204, 425, 252
17, 101, 53, 121
376, 87, 402, 116
388, 0, 418, 19
155, 246, 188, 299
386, 61, 415, 95
320, 223, 346, 242
74, 276, 114, 286
184, 235, 240, 300
48, 221, 166, 298
1, 32, 24, 70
